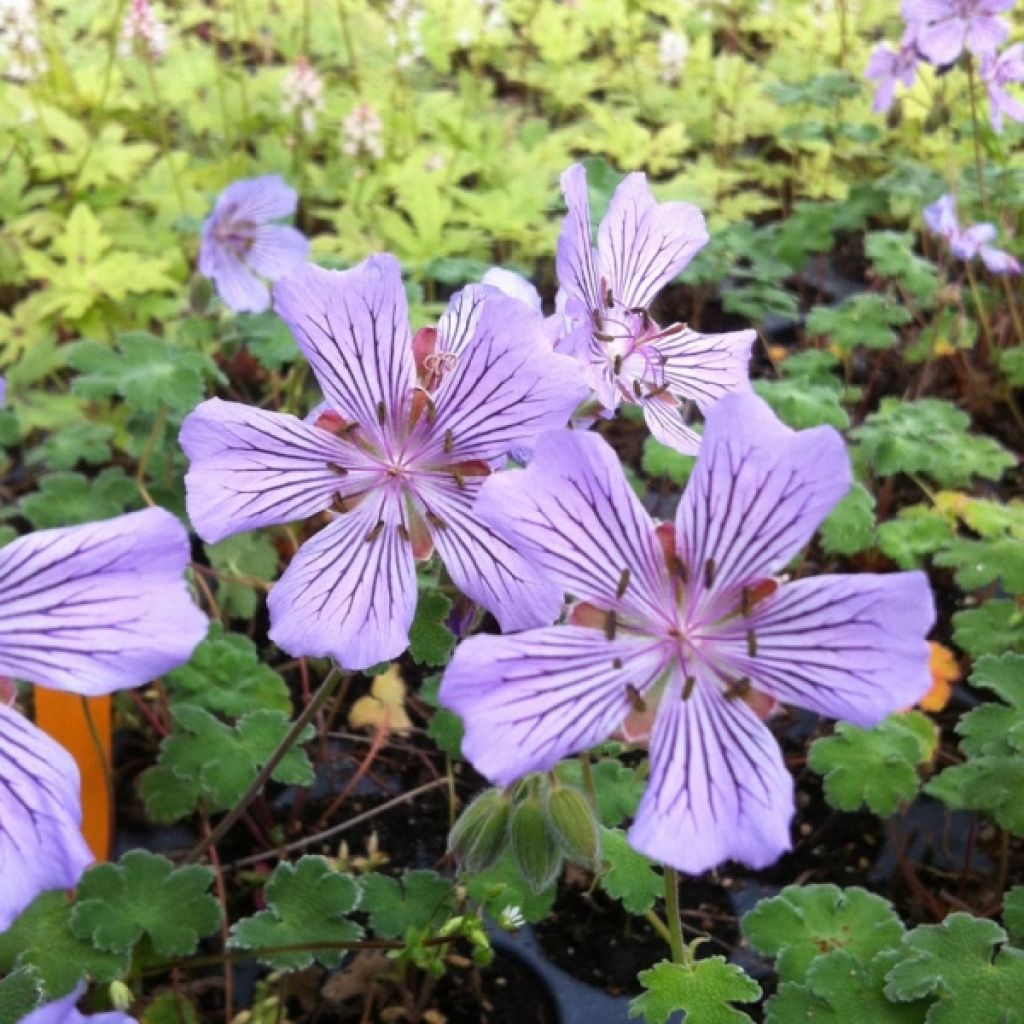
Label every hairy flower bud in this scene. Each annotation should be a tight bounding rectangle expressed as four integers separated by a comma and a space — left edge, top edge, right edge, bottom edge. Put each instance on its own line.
447, 787, 511, 874
509, 794, 563, 893
108, 980, 135, 1012
547, 785, 600, 866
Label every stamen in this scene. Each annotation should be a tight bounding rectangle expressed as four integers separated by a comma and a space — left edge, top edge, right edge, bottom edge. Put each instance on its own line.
452, 468, 466, 490
397, 524, 411, 542
594, 330, 615, 342
674, 556, 689, 584
645, 383, 670, 399
444, 428, 454, 454
425, 395, 437, 423
625, 684, 647, 713
741, 586, 752, 617
376, 400, 387, 425
604, 286, 614, 308
426, 510, 446, 531
604, 610, 617, 641
612, 657, 624, 670
747, 630, 757, 657
616, 568, 630, 599
365, 520, 385, 542
725, 677, 751, 701
326, 461, 348, 476
332, 495, 349, 514
632, 379, 642, 398
704, 557, 716, 589
682, 675, 696, 700
613, 354, 623, 376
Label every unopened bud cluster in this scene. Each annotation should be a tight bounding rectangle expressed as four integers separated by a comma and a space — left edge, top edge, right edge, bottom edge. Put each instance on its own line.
448, 775, 600, 893
281, 56, 324, 135
341, 102, 384, 161
119, 0, 169, 61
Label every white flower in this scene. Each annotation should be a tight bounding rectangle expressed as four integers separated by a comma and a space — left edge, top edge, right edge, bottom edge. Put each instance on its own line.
341, 102, 384, 160
281, 56, 325, 134
119, 0, 169, 61
658, 29, 688, 84
1, 0, 46, 82
498, 905, 526, 930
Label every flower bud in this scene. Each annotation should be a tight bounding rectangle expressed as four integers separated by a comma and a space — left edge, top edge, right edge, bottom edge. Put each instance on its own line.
547, 785, 600, 866
448, 788, 511, 874
509, 795, 563, 893
108, 981, 134, 1012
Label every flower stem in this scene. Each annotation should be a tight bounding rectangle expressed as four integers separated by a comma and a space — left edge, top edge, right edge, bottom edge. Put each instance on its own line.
664, 866, 686, 964
578, 751, 597, 806
142, 57, 186, 213
185, 667, 343, 863
965, 56, 987, 213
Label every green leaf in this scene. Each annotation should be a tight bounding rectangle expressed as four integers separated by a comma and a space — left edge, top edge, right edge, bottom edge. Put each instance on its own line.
204, 533, 278, 621
754, 378, 850, 429
953, 601, 1024, 659
28, 422, 114, 471
228, 857, 362, 970
957, 654, 1024, 757
139, 704, 314, 821
70, 851, 221, 957
935, 537, 1024, 595
852, 399, 1015, 487
141, 993, 200, 1024
877, 505, 957, 569
420, 674, 463, 757
409, 591, 456, 667
1004, 888, 1024, 946
629, 958, 760, 1024
19, 468, 138, 528
360, 871, 456, 939
0, 967, 43, 1024
0, 891, 128, 1002
807, 294, 911, 353
68, 332, 221, 414
164, 624, 291, 717
884, 914, 1024, 1023
819, 482, 876, 555
767, 949, 930, 1024
465, 851, 556, 925
742, 885, 904, 982
865, 231, 941, 307
642, 437, 695, 486
808, 713, 935, 816
598, 827, 662, 914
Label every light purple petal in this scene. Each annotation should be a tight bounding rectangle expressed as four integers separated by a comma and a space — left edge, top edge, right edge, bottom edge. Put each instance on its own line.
436, 284, 490, 359
902, 0, 954, 20
704, 573, 935, 728
475, 430, 675, 629
440, 626, 671, 785
413, 474, 563, 632
597, 173, 709, 310
647, 325, 755, 411
639, 396, 701, 455
212, 174, 298, 225
0, 509, 208, 696
674, 391, 850, 609
555, 164, 602, 312
180, 397, 383, 544
480, 267, 543, 313
209, 249, 270, 314
628, 671, 793, 873
0, 706, 93, 931
273, 255, 414, 441
0, 376, 5, 407
18, 987, 137, 1024
918, 17, 969, 64
267, 490, 416, 671
964, 13, 1008, 56
980, 245, 1021, 274
425, 294, 587, 463
922, 194, 959, 239
245, 225, 309, 280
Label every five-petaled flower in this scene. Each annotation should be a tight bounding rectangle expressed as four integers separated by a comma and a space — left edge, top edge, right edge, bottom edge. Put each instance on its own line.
865, 32, 920, 112
980, 43, 1024, 132
0, 507, 208, 929
556, 163, 754, 454
902, 0, 1011, 66
441, 391, 934, 874
923, 193, 1021, 274
19, 986, 137, 1024
180, 253, 587, 672
198, 175, 309, 314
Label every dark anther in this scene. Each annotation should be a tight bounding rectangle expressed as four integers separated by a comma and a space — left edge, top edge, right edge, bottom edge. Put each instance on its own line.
365, 520, 385, 542
741, 586, 752, 617
397, 524, 411, 542
604, 610, 618, 641
604, 286, 614, 308
725, 676, 751, 701
704, 557, 716, 589
626, 684, 647, 713
682, 675, 696, 700
426, 510, 446, 530
332, 495, 349, 514
632, 379, 643, 398
425, 395, 437, 423
452, 468, 466, 489
612, 657, 624, 670
645, 382, 670, 399
326, 461, 348, 476
613, 354, 623, 375
444, 428, 454, 454
594, 330, 615, 342
674, 556, 689, 584
376, 400, 387, 425
616, 567, 630, 599
746, 630, 757, 657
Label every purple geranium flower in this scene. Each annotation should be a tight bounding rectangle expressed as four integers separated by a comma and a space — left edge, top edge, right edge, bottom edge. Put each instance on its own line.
923, 193, 1021, 274
556, 163, 754, 455
19, 987, 137, 1024
441, 392, 934, 873
198, 175, 308, 314
0, 507, 208, 929
981, 43, 1024, 132
865, 33, 920, 112
902, 0, 1011, 65
180, 254, 587, 671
